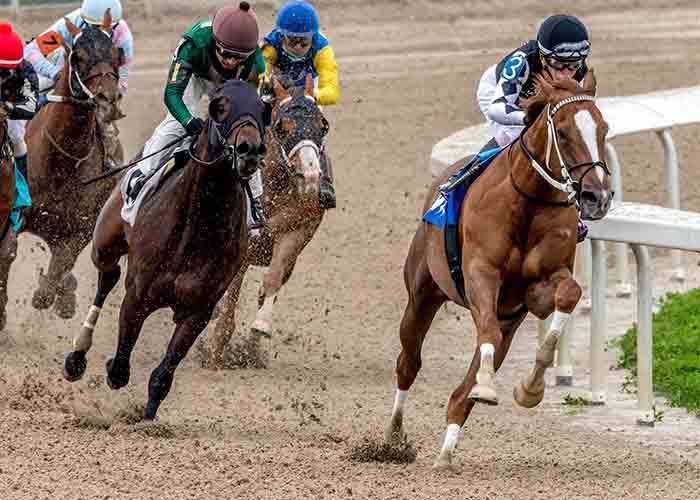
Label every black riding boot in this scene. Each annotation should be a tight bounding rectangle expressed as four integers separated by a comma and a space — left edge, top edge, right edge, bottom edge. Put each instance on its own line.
319, 152, 336, 210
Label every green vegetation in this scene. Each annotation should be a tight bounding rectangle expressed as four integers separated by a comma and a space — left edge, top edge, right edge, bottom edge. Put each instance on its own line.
614, 289, 700, 416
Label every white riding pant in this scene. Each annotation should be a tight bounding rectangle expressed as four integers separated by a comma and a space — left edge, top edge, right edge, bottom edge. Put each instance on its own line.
8, 119, 27, 157
139, 75, 263, 199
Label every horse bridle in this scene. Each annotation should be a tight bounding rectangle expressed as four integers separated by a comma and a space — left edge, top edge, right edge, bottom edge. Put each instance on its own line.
269, 95, 327, 177
515, 94, 611, 208
46, 30, 119, 108
188, 117, 264, 179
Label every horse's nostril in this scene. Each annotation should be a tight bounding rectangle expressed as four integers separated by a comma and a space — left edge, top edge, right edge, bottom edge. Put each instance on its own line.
581, 190, 598, 205
236, 142, 251, 155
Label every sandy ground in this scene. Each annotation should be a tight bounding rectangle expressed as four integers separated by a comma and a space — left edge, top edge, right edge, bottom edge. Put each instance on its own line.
2, 1, 700, 499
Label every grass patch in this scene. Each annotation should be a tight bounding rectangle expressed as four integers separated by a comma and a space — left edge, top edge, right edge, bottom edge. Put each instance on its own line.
561, 393, 591, 416
613, 289, 700, 416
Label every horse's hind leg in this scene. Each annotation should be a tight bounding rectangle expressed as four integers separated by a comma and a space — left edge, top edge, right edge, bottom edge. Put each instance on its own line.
435, 312, 526, 470
515, 270, 580, 408
0, 230, 18, 332
146, 310, 213, 419
65, 188, 127, 381
32, 238, 82, 318
386, 239, 445, 445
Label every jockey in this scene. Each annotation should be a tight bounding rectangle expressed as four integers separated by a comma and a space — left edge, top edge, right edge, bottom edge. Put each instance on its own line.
24, 0, 133, 171
125, 1, 267, 228
261, 0, 340, 209
0, 22, 39, 179
474, 14, 592, 240
477, 14, 591, 150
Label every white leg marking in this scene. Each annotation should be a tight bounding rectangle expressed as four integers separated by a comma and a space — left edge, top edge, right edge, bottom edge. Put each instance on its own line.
439, 423, 462, 456
392, 389, 408, 416
550, 310, 571, 334
252, 294, 277, 334
74, 305, 101, 351
574, 110, 606, 183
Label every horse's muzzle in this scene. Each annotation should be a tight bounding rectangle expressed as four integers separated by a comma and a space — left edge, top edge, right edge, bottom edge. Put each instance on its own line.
580, 188, 612, 221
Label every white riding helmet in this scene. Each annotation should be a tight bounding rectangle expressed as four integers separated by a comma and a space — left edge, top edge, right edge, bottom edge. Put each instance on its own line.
80, 0, 123, 26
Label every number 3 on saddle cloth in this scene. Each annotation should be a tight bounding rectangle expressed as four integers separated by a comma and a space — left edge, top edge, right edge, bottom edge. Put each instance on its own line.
423, 145, 504, 300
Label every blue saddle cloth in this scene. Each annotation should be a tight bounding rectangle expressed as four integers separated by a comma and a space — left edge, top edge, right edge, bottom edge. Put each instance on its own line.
423, 146, 503, 228
9, 162, 32, 233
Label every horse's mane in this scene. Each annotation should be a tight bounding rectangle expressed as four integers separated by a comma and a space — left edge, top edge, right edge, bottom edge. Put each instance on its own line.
521, 74, 591, 126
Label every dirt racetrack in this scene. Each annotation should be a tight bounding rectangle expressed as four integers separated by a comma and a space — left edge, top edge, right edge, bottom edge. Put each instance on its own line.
2, 1, 700, 498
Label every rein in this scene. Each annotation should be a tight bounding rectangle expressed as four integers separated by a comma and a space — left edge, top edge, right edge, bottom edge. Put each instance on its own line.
510, 94, 610, 208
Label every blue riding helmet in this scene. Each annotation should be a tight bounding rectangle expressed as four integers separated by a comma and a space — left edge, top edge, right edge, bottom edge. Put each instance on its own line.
275, 0, 319, 37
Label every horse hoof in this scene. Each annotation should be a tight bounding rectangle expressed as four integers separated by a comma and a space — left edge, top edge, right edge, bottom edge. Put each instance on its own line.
32, 289, 55, 310
105, 357, 130, 390
385, 426, 407, 446
54, 291, 77, 319
513, 382, 544, 408
468, 384, 499, 405
432, 456, 458, 472
63, 351, 87, 382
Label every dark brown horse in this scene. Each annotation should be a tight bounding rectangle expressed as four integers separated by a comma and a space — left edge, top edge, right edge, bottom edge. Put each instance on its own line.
0, 13, 121, 329
204, 75, 327, 368
0, 109, 15, 331
63, 79, 265, 419
385, 71, 612, 469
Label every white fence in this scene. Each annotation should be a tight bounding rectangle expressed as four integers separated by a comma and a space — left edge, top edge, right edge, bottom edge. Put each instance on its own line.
0, 0, 151, 16
430, 85, 700, 426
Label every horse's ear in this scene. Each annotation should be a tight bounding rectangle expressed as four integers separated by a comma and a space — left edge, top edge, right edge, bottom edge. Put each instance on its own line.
581, 68, 597, 97
209, 95, 231, 123
304, 73, 314, 98
64, 17, 81, 38
102, 8, 113, 30
534, 73, 555, 102
273, 77, 289, 101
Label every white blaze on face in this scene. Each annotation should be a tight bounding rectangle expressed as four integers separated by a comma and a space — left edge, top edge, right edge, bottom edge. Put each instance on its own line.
297, 144, 321, 195
574, 109, 605, 182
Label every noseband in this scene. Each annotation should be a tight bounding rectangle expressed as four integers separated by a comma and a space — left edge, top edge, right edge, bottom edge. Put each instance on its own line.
514, 94, 611, 208
188, 117, 263, 179
46, 30, 119, 108
270, 95, 327, 176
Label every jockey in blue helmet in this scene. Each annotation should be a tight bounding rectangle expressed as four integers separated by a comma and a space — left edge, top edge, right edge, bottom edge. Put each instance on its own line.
261, 0, 340, 209
262, 0, 339, 105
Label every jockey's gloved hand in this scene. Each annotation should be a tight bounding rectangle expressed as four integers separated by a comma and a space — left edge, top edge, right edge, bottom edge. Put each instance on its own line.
185, 117, 205, 137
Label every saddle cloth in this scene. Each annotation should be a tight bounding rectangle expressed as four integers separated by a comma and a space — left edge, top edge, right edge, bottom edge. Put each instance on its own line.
120, 147, 190, 226
10, 162, 32, 233
422, 145, 504, 300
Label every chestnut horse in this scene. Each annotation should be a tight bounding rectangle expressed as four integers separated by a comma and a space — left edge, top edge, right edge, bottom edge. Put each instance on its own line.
63, 80, 265, 419
385, 71, 612, 469
204, 75, 327, 368
0, 14, 121, 329
0, 111, 15, 331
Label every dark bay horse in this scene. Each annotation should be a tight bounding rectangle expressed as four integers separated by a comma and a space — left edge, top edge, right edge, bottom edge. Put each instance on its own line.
203, 75, 327, 368
0, 13, 121, 329
385, 71, 612, 469
0, 110, 15, 331
64, 80, 265, 419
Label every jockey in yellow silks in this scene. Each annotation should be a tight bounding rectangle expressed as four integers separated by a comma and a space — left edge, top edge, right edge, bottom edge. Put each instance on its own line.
261, 0, 339, 208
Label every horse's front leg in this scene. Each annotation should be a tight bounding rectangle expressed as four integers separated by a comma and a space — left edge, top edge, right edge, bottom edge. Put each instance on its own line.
32, 239, 82, 317
251, 227, 308, 337
435, 261, 504, 469
515, 268, 581, 408
0, 229, 18, 332
146, 309, 214, 419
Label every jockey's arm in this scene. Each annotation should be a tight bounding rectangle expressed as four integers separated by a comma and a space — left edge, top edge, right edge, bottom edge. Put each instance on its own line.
6, 63, 40, 121
113, 21, 135, 96
261, 43, 277, 82
24, 18, 70, 81
486, 53, 529, 127
313, 45, 340, 106
163, 40, 197, 128
247, 47, 266, 86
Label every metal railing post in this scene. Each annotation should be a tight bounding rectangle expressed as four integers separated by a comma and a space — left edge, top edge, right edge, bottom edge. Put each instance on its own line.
605, 142, 632, 297
590, 239, 607, 404
632, 244, 655, 426
657, 128, 684, 282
